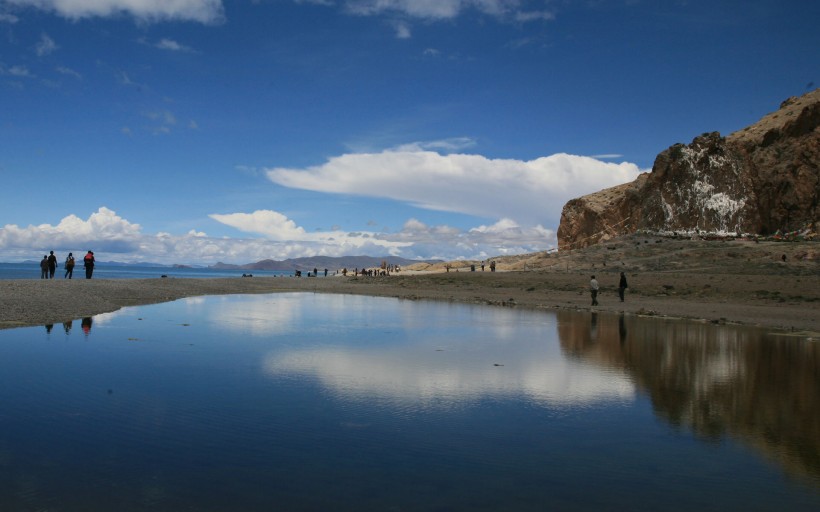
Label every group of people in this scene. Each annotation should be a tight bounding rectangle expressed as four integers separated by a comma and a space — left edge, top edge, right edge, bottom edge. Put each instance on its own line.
589, 272, 628, 306
39, 250, 95, 279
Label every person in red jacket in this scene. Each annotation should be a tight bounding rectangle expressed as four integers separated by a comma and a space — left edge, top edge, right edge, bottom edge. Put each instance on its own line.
83, 251, 95, 279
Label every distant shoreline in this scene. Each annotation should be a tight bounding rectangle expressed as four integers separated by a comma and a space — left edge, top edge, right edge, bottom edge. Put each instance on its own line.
1, 271, 818, 337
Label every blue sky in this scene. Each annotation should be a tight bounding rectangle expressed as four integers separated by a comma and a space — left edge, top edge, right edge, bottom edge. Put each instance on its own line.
0, 0, 817, 264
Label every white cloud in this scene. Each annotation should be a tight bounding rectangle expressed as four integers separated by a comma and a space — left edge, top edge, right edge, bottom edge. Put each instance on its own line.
156, 38, 194, 52
0, 12, 20, 22
0, 207, 401, 264
393, 20, 411, 38
0, 206, 560, 264
341, 0, 553, 22
35, 33, 58, 56
397, 137, 477, 152
5, 0, 225, 23
345, 0, 463, 19
55, 66, 82, 79
143, 109, 176, 134
514, 10, 554, 22
386, 217, 554, 260
209, 210, 307, 240
266, 145, 643, 229
0, 207, 142, 256
1, 64, 34, 77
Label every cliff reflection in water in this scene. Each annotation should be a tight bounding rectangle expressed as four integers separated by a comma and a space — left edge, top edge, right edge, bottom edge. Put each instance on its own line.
557, 310, 820, 483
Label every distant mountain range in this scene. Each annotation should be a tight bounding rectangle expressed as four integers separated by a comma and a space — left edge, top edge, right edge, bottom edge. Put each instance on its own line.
14, 256, 439, 270
210, 255, 441, 271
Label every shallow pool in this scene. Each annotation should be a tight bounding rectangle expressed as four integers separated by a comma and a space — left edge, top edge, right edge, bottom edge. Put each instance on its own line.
1, 293, 818, 511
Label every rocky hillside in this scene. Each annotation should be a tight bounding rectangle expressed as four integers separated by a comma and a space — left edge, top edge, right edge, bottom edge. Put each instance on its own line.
558, 89, 820, 250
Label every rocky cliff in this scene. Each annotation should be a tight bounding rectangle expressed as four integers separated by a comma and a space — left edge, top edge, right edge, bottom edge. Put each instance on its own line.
558, 89, 820, 250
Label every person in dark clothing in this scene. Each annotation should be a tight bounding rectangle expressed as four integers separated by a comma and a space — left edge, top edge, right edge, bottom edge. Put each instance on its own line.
64, 252, 75, 279
40, 255, 49, 279
47, 251, 58, 279
83, 251, 95, 279
618, 272, 628, 302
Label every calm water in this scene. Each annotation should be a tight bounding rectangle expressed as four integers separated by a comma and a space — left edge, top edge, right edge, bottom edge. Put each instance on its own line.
0, 294, 817, 511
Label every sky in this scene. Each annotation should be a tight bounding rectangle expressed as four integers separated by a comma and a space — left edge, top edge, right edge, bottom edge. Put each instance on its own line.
0, 0, 817, 265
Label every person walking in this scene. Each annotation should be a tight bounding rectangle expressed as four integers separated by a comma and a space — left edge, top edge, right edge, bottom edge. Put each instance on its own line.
590, 275, 599, 306
618, 272, 628, 302
47, 251, 58, 279
83, 251, 95, 279
64, 252, 75, 279
40, 255, 49, 279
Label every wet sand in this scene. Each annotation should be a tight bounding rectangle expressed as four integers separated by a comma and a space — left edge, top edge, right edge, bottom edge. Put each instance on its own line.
2, 269, 818, 335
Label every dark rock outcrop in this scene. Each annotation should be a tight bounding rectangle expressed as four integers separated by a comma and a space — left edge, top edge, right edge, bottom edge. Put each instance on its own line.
558, 89, 820, 250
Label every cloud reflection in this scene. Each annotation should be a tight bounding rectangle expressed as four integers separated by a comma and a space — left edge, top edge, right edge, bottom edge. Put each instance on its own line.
262, 299, 635, 408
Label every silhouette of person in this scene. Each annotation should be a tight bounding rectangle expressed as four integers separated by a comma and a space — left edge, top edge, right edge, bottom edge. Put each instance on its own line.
40, 255, 49, 279
618, 272, 628, 302
83, 251, 95, 279
47, 251, 58, 279
64, 252, 75, 279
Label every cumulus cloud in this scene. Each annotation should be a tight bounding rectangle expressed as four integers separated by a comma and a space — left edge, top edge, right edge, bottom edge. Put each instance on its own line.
266, 145, 643, 229
0, 207, 143, 256
0, 207, 394, 263
209, 210, 307, 240
0, 207, 559, 264
4, 0, 225, 23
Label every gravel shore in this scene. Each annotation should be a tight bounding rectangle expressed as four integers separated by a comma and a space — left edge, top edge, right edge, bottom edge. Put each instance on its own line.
2, 269, 818, 335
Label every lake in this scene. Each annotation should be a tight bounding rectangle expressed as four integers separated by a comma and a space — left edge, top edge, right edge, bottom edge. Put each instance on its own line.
0, 262, 300, 280
1, 293, 818, 511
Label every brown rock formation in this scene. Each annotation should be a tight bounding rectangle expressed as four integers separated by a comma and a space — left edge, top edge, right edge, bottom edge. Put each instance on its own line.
558, 89, 820, 250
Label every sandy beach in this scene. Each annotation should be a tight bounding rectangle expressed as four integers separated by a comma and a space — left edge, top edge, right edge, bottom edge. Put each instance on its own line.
1, 258, 818, 335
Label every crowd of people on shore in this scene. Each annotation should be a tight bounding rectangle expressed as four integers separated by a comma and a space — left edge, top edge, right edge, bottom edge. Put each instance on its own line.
39, 250, 95, 279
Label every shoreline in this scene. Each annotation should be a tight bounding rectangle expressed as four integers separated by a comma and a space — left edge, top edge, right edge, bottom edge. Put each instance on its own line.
1, 271, 818, 337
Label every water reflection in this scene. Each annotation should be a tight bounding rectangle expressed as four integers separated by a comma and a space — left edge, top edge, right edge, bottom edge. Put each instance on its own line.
7, 294, 818, 510
261, 298, 635, 407
556, 309, 820, 482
